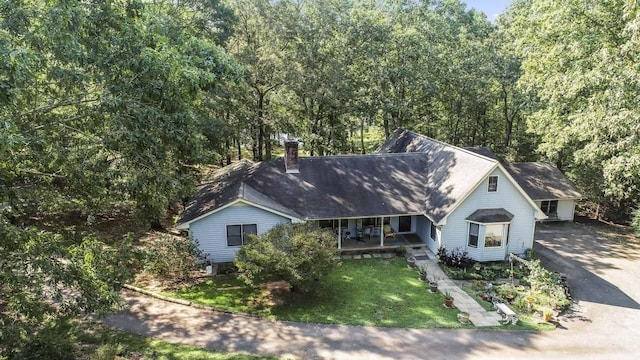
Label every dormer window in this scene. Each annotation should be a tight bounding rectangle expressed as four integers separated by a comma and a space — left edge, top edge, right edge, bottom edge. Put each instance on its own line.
488, 176, 498, 192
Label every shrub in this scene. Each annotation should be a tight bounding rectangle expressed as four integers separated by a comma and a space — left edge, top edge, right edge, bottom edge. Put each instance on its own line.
632, 207, 640, 237
234, 223, 338, 291
144, 234, 206, 280
394, 246, 407, 257
13, 320, 76, 360
91, 343, 124, 360
437, 246, 475, 269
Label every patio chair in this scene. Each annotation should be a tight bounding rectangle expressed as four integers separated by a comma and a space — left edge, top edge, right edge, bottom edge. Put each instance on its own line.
363, 226, 372, 241
383, 224, 396, 240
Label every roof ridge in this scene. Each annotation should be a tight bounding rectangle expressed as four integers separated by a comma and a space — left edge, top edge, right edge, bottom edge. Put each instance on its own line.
290, 152, 428, 160
401, 129, 498, 163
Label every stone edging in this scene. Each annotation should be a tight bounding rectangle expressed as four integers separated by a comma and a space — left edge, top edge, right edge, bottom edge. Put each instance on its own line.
121, 284, 264, 319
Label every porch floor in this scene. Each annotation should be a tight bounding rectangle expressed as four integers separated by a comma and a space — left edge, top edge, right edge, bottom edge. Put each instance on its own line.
340, 233, 424, 251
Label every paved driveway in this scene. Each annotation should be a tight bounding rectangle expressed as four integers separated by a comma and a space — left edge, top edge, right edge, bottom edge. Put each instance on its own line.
105, 221, 640, 359
534, 221, 640, 351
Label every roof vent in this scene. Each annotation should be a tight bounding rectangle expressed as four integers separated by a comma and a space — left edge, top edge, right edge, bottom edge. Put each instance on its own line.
284, 140, 300, 173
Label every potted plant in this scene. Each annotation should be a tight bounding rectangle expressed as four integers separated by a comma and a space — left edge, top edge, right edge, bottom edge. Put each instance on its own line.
428, 276, 439, 293
406, 256, 416, 268
543, 309, 553, 322
457, 312, 470, 324
418, 265, 428, 281
444, 290, 454, 308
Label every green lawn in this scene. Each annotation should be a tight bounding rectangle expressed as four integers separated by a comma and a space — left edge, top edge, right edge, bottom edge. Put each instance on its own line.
167, 258, 464, 328
77, 321, 275, 360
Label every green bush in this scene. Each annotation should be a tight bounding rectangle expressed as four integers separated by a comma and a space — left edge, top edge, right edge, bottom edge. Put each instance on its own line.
91, 343, 124, 360
632, 207, 640, 237
144, 234, 206, 280
12, 320, 77, 360
234, 223, 338, 291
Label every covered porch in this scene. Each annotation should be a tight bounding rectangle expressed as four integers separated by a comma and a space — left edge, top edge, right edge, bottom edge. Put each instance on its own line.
340, 233, 425, 250
317, 214, 428, 251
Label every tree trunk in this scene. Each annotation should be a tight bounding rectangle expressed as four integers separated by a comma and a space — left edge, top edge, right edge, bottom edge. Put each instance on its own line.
257, 92, 264, 161
264, 126, 272, 160
503, 85, 513, 148
360, 117, 366, 154
383, 114, 390, 138
236, 136, 242, 160
225, 138, 231, 165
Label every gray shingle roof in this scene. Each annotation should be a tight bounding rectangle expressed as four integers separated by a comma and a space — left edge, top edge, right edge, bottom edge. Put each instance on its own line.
466, 208, 514, 223
502, 162, 582, 201
464, 146, 498, 160
179, 153, 435, 224
376, 129, 499, 222
179, 129, 508, 226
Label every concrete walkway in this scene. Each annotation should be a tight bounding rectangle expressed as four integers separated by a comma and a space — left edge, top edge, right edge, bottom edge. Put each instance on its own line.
408, 248, 502, 327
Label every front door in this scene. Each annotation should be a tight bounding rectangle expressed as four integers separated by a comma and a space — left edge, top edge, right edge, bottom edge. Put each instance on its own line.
398, 216, 412, 233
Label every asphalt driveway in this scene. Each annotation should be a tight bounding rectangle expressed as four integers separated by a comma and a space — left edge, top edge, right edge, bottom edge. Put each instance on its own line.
534, 220, 640, 346
105, 220, 640, 359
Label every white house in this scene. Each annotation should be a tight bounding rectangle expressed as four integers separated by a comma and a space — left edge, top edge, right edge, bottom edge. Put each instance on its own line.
503, 162, 582, 222
177, 129, 571, 263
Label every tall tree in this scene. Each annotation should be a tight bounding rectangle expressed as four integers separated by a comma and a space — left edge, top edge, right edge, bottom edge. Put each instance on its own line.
505, 0, 640, 218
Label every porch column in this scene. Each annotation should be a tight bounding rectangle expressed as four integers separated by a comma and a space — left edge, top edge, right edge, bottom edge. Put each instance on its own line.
338, 219, 342, 250
380, 216, 384, 247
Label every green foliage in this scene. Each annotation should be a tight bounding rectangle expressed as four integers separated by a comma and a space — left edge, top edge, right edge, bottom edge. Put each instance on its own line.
144, 235, 206, 280
0, 220, 135, 358
504, 0, 640, 216
234, 223, 338, 290
91, 343, 124, 360
632, 207, 640, 236
13, 320, 76, 360
0, 0, 239, 223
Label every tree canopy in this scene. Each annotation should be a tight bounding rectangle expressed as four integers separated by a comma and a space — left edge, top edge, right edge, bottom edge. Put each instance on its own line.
2, 0, 640, 355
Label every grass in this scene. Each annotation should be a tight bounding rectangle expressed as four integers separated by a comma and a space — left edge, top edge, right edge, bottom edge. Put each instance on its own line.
167, 258, 465, 329
76, 321, 276, 359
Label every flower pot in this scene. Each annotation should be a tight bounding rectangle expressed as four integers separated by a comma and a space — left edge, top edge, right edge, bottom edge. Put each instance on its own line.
444, 297, 454, 308
457, 312, 470, 324
429, 282, 438, 293
407, 257, 416, 268
543, 311, 553, 322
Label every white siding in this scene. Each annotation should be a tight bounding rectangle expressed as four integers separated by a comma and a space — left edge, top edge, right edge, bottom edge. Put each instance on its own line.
558, 200, 575, 221
441, 167, 537, 262
415, 215, 429, 242
189, 202, 291, 263
534, 199, 576, 221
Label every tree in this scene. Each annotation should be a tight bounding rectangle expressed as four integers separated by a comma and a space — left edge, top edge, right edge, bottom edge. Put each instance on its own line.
0, 0, 237, 356
0, 224, 136, 359
1, 0, 239, 224
504, 0, 640, 219
234, 223, 338, 291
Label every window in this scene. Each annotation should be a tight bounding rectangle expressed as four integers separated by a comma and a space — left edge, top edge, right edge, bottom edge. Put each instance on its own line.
318, 220, 333, 229
468, 223, 479, 248
430, 222, 437, 240
242, 224, 257, 244
226, 224, 257, 247
484, 224, 504, 247
362, 218, 388, 227
488, 176, 498, 192
318, 219, 348, 229
540, 200, 558, 214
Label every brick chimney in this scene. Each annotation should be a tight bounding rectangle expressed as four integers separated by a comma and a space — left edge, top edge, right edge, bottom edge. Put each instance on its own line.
284, 140, 300, 173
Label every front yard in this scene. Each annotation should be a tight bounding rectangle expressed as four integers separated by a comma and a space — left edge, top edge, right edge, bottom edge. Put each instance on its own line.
164, 258, 465, 328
